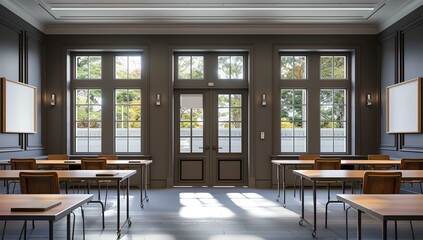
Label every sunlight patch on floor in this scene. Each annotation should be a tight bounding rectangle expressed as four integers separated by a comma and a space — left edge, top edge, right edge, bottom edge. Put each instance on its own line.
209, 234, 266, 240
227, 192, 298, 218
179, 192, 235, 218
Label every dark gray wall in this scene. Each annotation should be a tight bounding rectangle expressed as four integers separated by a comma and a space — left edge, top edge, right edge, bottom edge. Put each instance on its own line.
0, 5, 44, 160
45, 34, 378, 188
378, 5, 423, 159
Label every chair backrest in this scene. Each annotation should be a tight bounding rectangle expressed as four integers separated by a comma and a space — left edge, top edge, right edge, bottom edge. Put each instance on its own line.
19, 171, 60, 194
368, 154, 390, 160
362, 171, 402, 194
400, 158, 423, 170
97, 154, 118, 160
314, 158, 341, 170
81, 158, 107, 170
47, 154, 69, 160
10, 158, 37, 170
299, 154, 320, 160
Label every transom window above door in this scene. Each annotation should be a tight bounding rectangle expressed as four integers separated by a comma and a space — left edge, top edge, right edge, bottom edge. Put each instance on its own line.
174, 52, 248, 89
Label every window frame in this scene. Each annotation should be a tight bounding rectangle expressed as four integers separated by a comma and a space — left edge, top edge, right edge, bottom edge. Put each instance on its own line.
277, 51, 351, 155
70, 51, 146, 155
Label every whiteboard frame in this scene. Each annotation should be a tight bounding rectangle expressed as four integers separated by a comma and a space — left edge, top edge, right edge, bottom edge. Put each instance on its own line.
386, 77, 421, 133
1, 78, 37, 133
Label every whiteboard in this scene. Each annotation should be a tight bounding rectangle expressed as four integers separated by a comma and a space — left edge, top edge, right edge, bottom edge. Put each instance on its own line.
1, 78, 37, 133
386, 78, 421, 133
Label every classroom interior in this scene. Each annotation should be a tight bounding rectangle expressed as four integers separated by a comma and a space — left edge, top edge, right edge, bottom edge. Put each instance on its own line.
1, 0, 423, 239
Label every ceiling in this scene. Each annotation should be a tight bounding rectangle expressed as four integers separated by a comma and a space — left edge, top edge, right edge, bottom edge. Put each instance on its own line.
1, 0, 422, 34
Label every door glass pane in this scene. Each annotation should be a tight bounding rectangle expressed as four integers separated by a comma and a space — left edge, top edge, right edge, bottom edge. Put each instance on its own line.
218, 137, 230, 153
230, 138, 242, 153
218, 94, 243, 153
192, 138, 203, 153
180, 94, 203, 153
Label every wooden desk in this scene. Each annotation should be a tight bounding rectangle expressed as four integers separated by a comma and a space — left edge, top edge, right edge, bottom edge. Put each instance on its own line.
292, 170, 423, 238
0, 159, 152, 207
0, 194, 93, 240
337, 194, 423, 240
42, 159, 151, 207
271, 159, 401, 207
0, 170, 136, 237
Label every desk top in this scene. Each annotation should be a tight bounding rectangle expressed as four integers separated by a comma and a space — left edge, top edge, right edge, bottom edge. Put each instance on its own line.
271, 159, 400, 166
0, 159, 152, 166
0, 170, 136, 181
293, 170, 423, 181
337, 194, 423, 221
0, 194, 93, 221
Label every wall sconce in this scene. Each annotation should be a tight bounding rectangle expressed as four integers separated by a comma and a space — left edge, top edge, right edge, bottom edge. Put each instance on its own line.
155, 93, 161, 106
50, 93, 56, 106
261, 93, 267, 106
366, 93, 372, 106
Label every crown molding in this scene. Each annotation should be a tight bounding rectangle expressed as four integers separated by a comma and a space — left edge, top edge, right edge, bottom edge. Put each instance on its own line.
44, 24, 378, 35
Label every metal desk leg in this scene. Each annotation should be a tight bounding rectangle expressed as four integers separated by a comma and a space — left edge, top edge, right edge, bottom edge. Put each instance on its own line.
282, 165, 286, 207
276, 164, 280, 201
299, 177, 305, 226
117, 178, 132, 237
357, 210, 362, 240
67, 214, 71, 240
382, 220, 387, 240
140, 164, 149, 208
49, 220, 54, 240
312, 181, 317, 238
117, 180, 121, 237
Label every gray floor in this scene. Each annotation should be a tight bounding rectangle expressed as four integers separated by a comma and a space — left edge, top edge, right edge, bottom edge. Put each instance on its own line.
1, 186, 421, 239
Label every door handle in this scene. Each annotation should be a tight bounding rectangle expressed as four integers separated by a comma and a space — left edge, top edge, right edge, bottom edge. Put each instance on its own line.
212, 146, 222, 150
199, 146, 210, 150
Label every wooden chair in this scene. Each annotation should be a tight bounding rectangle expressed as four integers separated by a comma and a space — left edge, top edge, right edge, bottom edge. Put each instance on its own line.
400, 158, 423, 193
345, 172, 414, 239
312, 158, 345, 228
8, 158, 37, 193
47, 154, 70, 170
97, 154, 118, 160
293, 154, 320, 199
2, 172, 85, 240
80, 158, 108, 228
367, 154, 392, 169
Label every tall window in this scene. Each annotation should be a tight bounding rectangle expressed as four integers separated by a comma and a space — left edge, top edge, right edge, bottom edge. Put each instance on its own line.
280, 89, 307, 152
115, 89, 142, 152
75, 89, 102, 152
279, 52, 350, 154
72, 52, 144, 154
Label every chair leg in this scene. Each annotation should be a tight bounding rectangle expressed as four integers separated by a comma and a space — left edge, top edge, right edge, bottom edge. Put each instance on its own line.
19, 220, 27, 240
88, 200, 105, 229
2, 221, 7, 240
410, 220, 415, 240
97, 182, 101, 201
104, 183, 109, 208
